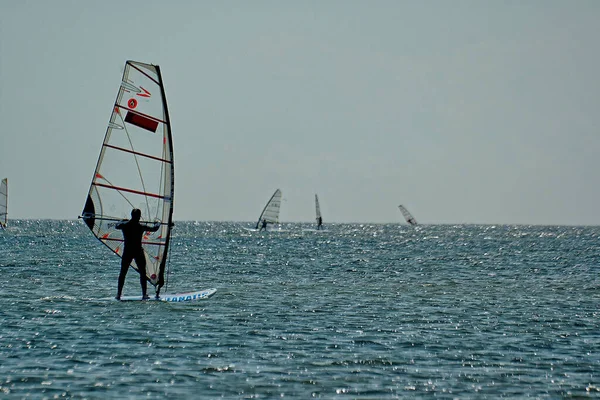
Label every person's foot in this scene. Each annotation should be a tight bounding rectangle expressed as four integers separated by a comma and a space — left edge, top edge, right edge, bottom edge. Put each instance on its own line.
115, 296, 121, 301
142, 295, 150, 300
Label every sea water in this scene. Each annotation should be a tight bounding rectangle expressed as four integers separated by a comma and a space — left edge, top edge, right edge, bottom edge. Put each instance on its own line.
0, 221, 598, 398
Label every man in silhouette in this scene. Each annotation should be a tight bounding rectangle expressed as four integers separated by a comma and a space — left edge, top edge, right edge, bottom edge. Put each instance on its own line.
115, 208, 160, 300
317, 216, 323, 230
259, 218, 268, 231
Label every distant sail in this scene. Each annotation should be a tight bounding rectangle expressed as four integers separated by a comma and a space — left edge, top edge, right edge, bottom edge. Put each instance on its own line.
256, 189, 282, 228
0, 178, 7, 228
81, 61, 174, 294
315, 194, 323, 228
398, 205, 417, 226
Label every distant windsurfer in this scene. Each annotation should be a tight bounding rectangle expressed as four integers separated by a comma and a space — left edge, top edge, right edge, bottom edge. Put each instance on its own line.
259, 218, 268, 231
317, 216, 323, 230
115, 208, 160, 300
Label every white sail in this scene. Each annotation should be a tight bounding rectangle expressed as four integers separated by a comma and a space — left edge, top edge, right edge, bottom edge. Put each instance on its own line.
315, 194, 321, 220
398, 205, 417, 226
81, 61, 174, 294
0, 178, 7, 228
256, 189, 282, 227
315, 194, 322, 228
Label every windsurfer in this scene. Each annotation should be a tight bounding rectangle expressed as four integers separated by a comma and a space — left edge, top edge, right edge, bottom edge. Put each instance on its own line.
317, 216, 323, 230
115, 208, 161, 300
259, 218, 268, 231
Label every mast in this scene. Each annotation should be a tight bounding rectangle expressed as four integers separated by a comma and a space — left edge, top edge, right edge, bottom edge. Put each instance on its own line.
154, 63, 174, 296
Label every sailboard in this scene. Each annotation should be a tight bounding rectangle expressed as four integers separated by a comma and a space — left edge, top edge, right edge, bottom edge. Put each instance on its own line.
398, 204, 418, 226
0, 178, 7, 229
254, 189, 282, 230
80, 60, 215, 302
109, 288, 217, 302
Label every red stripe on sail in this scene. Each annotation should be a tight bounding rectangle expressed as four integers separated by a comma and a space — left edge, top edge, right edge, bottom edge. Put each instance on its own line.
127, 62, 160, 86
125, 110, 159, 132
102, 237, 166, 246
103, 144, 172, 164
93, 182, 166, 199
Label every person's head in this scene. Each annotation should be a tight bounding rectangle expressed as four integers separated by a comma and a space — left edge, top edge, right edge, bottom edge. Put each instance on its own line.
131, 208, 142, 222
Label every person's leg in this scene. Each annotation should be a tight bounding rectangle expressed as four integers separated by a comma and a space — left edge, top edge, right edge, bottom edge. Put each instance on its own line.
135, 252, 148, 299
117, 254, 133, 299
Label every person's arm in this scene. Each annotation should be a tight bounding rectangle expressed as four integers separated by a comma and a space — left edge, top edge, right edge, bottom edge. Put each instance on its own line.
143, 221, 161, 232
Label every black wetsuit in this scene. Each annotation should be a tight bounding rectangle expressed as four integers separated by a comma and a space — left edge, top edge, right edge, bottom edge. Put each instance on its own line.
115, 219, 160, 299
317, 217, 322, 230
259, 219, 268, 231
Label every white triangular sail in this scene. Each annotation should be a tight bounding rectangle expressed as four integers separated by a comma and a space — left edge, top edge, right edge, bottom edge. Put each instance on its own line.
81, 60, 174, 294
0, 178, 7, 228
398, 205, 417, 226
256, 189, 282, 228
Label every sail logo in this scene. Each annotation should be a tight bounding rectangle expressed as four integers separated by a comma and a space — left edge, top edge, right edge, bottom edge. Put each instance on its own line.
137, 87, 151, 97
121, 82, 151, 110
127, 88, 150, 110
121, 81, 151, 98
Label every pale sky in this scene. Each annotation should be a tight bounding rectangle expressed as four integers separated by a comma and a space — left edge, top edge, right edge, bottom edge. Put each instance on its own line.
1, 1, 599, 224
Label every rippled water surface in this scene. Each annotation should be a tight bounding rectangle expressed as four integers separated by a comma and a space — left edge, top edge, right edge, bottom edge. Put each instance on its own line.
1, 221, 599, 398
